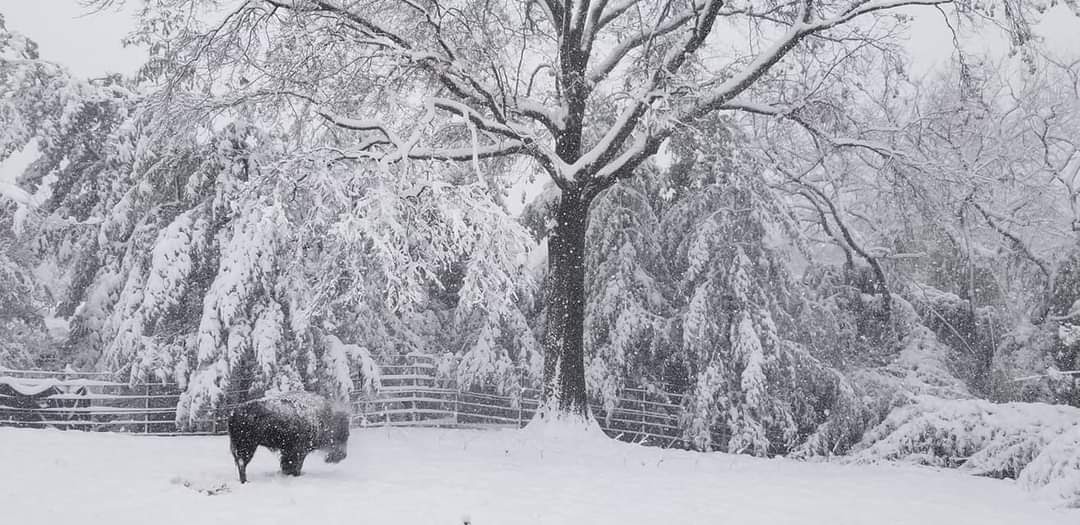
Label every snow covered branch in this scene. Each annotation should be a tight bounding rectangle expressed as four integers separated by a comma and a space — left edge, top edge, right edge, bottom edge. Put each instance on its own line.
970, 200, 1052, 282
586, 9, 697, 84
685, 0, 949, 120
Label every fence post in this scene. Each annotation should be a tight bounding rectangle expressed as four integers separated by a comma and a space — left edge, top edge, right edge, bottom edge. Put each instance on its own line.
410, 354, 417, 424
640, 389, 646, 442
144, 384, 150, 434
453, 390, 459, 426
518, 387, 525, 428
517, 369, 526, 429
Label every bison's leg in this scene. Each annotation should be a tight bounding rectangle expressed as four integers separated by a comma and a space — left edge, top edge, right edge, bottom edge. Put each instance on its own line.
231, 439, 257, 484
280, 447, 307, 476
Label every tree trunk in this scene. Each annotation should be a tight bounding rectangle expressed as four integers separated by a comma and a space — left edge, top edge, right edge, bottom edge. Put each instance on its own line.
540, 189, 591, 417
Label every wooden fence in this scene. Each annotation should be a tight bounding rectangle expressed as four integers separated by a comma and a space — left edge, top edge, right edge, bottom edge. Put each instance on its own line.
0, 366, 234, 435
0, 356, 696, 447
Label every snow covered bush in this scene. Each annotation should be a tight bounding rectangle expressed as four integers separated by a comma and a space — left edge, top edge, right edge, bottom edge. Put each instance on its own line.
851, 395, 1080, 507
907, 284, 1001, 394
989, 247, 1080, 407
856, 297, 973, 401
853, 397, 1080, 479
992, 320, 1079, 405
787, 290, 983, 457
1020, 424, 1080, 507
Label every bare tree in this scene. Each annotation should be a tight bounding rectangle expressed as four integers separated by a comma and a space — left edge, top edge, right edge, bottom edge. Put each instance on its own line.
102, 0, 1063, 422
737, 48, 1080, 397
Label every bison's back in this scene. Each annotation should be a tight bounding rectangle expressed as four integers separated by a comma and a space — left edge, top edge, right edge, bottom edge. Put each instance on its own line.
229, 393, 332, 451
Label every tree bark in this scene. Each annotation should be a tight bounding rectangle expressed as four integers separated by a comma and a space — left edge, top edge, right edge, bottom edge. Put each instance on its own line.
541, 188, 591, 416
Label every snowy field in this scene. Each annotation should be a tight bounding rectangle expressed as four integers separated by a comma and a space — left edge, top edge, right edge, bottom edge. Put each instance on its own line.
1, 426, 1076, 525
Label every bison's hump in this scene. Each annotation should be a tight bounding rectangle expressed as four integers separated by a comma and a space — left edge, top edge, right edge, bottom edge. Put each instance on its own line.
250, 392, 332, 426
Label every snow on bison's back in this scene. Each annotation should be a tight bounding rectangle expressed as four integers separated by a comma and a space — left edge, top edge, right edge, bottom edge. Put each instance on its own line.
227, 392, 350, 483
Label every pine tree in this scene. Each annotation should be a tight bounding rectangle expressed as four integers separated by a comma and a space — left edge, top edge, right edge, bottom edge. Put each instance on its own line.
584, 171, 672, 411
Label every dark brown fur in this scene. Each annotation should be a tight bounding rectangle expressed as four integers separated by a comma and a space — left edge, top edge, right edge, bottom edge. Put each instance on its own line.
227, 392, 350, 483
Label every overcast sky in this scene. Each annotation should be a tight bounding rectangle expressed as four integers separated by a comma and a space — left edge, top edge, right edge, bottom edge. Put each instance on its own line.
1, 1, 1079, 188
0, 1, 145, 78
2, 1, 1078, 79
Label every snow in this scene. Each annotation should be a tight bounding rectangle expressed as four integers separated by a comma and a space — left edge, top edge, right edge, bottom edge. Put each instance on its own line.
0, 375, 118, 395
0, 427, 1076, 525
853, 397, 1080, 470
247, 392, 337, 430
0, 178, 34, 205
1020, 424, 1080, 507
852, 396, 1080, 506
0, 376, 61, 396
522, 407, 610, 444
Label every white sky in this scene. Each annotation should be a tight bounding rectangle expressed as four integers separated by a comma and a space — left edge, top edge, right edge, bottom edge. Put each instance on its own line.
0, 1, 145, 78
1, 1, 1074, 80
1, 1, 1079, 190
1, 1, 144, 188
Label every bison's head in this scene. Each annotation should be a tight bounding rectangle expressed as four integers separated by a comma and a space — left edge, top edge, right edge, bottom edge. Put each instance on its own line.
324, 410, 350, 463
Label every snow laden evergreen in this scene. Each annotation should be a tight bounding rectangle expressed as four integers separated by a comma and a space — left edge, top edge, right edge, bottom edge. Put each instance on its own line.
2, 19, 540, 420
567, 134, 875, 455
0, 17, 132, 369
0, 12, 75, 163
0, 223, 51, 368
449, 206, 542, 397
659, 155, 859, 455
583, 174, 672, 414
569, 125, 997, 456
179, 165, 538, 425
13, 98, 540, 427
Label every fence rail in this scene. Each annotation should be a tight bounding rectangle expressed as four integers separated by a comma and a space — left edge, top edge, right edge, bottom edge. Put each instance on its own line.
0, 355, 699, 446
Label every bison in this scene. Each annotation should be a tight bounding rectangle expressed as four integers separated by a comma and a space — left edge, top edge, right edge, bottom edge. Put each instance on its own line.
227, 392, 351, 483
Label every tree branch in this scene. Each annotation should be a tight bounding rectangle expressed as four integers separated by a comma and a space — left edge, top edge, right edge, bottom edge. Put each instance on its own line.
970, 200, 1052, 281
685, 0, 951, 120
575, 0, 725, 179
587, 9, 697, 84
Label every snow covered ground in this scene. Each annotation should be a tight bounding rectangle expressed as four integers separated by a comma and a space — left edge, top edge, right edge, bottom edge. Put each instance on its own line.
1, 426, 1075, 525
